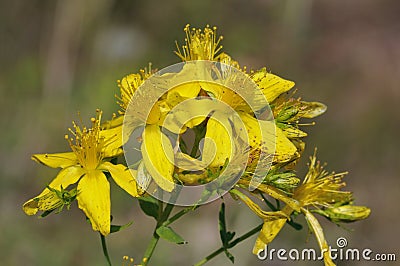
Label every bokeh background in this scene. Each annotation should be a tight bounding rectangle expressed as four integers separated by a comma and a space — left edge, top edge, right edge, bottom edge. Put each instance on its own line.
1, 0, 399, 265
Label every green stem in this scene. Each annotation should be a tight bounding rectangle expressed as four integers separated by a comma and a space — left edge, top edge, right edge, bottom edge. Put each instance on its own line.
162, 205, 199, 227
141, 186, 183, 265
141, 197, 163, 266
141, 232, 160, 266
194, 223, 263, 266
100, 233, 112, 266
142, 126, 203, 264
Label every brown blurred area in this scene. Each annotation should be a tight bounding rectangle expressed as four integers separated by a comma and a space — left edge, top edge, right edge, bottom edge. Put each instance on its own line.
1, 0, 399, 265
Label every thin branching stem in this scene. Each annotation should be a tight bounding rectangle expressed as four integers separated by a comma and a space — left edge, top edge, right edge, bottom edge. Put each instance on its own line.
194, 223, 263, 266
100, 233, 112, 266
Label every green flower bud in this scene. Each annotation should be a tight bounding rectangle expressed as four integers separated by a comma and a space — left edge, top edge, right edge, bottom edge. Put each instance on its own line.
315, 205, 371, 223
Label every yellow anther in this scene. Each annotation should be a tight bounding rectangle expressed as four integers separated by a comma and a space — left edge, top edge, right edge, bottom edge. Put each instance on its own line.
175, 24, 223, 61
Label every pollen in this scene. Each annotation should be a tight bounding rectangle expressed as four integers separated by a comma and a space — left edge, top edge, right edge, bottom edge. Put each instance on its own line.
66, 110, 105, 170
175, 24, 223, 61
117, 63, 155, 113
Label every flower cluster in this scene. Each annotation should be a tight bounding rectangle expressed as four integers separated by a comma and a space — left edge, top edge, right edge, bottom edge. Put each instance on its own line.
23, 24, 370, 266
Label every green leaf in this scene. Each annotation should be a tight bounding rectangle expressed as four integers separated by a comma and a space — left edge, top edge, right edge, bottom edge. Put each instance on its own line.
156, 226, 187, 244
39, 209, 55, 218
110, 221, 133, 233
138, 196, 159, 220
219, 202, 227, 243
224, 250, 235, 264
218, 202, 235, 263
287, 220, 303, 230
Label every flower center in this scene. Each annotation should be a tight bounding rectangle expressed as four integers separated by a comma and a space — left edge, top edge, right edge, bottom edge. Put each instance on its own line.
175, 24, 223, 61
117, 64, 154, 113
66, 110, 104, 170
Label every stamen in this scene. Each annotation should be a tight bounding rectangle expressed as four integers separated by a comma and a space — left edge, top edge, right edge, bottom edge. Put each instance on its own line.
116, 63, 156, 113
65, 111, 105, 170
175, 24, 224, 61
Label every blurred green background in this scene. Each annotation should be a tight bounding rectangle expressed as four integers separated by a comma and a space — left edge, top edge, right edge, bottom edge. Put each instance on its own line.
1, 0, 399, 265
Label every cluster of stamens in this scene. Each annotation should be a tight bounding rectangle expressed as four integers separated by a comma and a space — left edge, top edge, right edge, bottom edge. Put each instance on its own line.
65, 110, 104, 170
293, 156, 351, 207
175, 24, 223, 61
117, 63, 155, 113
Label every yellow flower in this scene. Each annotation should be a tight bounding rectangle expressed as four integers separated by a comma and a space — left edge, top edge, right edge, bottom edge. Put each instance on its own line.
201, 82, 298, 175
230, 181, 297, 254
293, 154, 352, 208
122, 25, 322, 191
101, 64, 156, 131
104, 64, 202, 192
116, 25, 301, 191
23, 110, 140, 235
177, 32, 299, 167
137, 78, 209, 191
241, 153, 357, 266
117, 64, 155, 115
157, 25, 298, 189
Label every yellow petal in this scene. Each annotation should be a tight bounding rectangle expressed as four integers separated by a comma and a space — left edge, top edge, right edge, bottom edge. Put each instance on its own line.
159, 92, 206, 134
275, 126, 297, 162
77, 171, 111, 236
238, 179, 301, 212
141, 125, 175, 192
239, 112, 275, 154
303, 208, 336, 266
47, 165, 84, 189
281, 126, 308, 138
100, 162, 139, 197
251, 68, 295, 103
230, 189, 287, 220
175, 152, 208, 171
162, 97, 214, 134
168, 82, 201, 100
44, 166, 84, 195
23, 166, 84, 215
186, 116, 206, 128
32, 152, 78, 168
146, 101, 162, 125
202, 117, 232, 168
239, 113, 297, 162
101, 115, 123, 129
23, 191, 62, 215
253, 218, 287, 254
204, 83, 249, 111
100, 126, 124, 157
163, 62, 211, 97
